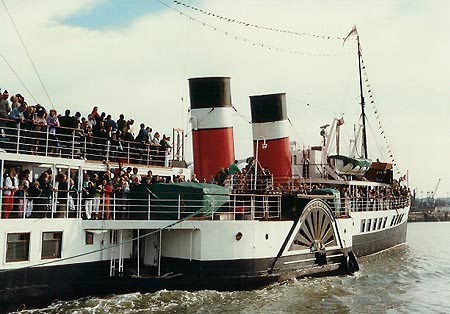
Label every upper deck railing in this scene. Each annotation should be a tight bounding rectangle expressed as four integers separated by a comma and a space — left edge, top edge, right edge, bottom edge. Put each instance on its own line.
0, 118, 181, 166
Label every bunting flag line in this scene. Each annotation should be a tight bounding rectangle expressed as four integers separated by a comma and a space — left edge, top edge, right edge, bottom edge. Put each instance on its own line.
154, 0, 355, 57
359, 51, 402, 176
171, 0, 347, 40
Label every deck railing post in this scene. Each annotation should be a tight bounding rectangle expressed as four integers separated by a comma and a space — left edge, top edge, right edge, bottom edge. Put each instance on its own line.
22, 193, 26, 219
251, 195, 255, 220
127, 142, 130, 163
113, 194, 116, 220
178, 194, 181, 220
66, 195, 69, 218
45, 128, 49, 157
51, 191, 56, 218
16, 123, 20, 154
71, 131, 75, 158
148, 194, 151, 220
83, 136, 87, 159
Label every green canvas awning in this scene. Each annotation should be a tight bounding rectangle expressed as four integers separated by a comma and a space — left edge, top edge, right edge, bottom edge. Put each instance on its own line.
129, 182, 230, 219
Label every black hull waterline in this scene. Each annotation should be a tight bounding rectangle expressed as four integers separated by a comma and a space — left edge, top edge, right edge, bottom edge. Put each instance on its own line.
0, 249, 350, 313
353, 221, 407, 257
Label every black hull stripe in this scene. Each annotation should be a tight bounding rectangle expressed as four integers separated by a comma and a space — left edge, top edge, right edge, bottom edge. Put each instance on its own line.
0, 250, 347, 313
352, 221, 408, 257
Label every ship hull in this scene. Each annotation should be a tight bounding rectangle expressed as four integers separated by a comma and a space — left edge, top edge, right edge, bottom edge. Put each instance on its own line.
0, 250, 347, 313
352, 220, 407, 256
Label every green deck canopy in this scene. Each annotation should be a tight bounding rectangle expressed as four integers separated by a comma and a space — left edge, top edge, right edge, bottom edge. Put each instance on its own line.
129, 182, 230, 219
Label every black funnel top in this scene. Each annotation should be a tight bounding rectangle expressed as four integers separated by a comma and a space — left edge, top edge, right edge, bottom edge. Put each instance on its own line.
250, 93, 287, 123
189, 77, 232, 109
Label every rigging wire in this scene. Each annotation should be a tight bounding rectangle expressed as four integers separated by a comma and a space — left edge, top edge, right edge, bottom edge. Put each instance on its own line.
153, 0, 354, 57
359, 52, 401, 175
366, 118, 387, 160
287, 117, 305, 147
231, 105, 251, 124
0, 53, 38, 103
1, 0, 54, 108
171, 0, 347, 40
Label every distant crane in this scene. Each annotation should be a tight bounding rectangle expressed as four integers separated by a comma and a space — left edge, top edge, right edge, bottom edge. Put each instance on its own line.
432, 178, 441, 200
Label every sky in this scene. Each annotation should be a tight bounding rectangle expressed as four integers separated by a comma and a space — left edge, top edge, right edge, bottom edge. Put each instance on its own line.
0, 0, 448, 197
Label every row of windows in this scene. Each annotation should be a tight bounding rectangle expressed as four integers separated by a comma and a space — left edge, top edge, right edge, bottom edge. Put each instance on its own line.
390, 214, 405, 227
5, 232, 62, 263
360, 217, 387, 233
4, 230, 110, 263
360, 214, 405, 233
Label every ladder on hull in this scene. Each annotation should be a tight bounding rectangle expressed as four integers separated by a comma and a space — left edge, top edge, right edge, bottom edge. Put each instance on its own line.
110, 230, 124, 277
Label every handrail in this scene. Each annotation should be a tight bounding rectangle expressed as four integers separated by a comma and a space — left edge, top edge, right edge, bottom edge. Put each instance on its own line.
0, 119, 177, 166
0, 189, 409, 221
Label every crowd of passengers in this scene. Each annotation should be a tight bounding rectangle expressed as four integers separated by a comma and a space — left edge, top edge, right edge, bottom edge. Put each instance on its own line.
1, 157, 410, 219
0, 162, 191, 220
212, 159, 411, 211
0, 88, 172, 164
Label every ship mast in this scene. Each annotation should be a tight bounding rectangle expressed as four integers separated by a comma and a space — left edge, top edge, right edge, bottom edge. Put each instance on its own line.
356, 34, 368, 159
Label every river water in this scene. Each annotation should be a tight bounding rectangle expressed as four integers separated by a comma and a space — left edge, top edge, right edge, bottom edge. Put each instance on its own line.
17, 222, 450, 314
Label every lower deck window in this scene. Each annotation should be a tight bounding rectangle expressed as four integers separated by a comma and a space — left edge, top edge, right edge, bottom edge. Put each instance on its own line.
366, 219, 372, 232
41, 232, 63, 259
6, 233, 30, 262
85, 231, 94, 245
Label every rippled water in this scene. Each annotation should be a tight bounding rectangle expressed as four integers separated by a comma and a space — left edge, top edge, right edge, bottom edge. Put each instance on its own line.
16, 222, 450, 314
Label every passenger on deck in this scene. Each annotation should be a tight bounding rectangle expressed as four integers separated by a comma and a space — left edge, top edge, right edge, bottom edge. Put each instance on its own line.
135, 123, 149, 143
82, 174, 92, 219
131, 167, 141, 183
101, 178, 112, 220
2, 167, 19, 219
117, 114, 126, 133
27, 181, 42, 218
10, 95, 19, 109
91, 173, 101, 219
56, 173, 69, 218
214, 168, 227, 186
8, 102, 26, 125
104, 114, 118, 132
228, 160, 240, 175
22, 105, 35, 152
33, 107, 47, 155
68, 178, 78, 218
191, 174, 199, 183
46, 109, 60, 156
38, 171, 52, 217
160, 134, 172, 152
0, 90, 11, 134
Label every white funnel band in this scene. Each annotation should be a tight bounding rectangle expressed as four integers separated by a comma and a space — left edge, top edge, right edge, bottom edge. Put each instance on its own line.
252, 119, 289, 140
191, 107, 233, 130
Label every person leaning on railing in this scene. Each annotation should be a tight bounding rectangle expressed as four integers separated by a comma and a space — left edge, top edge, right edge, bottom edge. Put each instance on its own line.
46, 109, 60, 156
0, 90, 11, 135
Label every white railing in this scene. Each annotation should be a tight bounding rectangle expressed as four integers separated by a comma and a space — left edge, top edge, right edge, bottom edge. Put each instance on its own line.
342, 196, 410, 212
0, 119, 173, 166
0, 191, 283, 221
